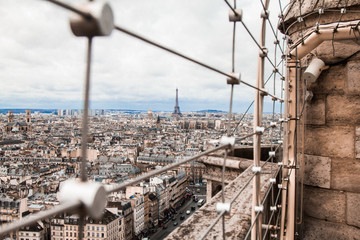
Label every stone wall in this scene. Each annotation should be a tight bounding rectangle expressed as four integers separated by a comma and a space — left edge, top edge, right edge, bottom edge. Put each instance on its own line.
301, 50, 360, 238
283, 1, 360, 238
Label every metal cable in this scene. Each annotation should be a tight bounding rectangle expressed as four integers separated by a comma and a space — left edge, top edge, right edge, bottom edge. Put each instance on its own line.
245, 166, 281, 240
231, 56, 285, 135
107, 144, 230, 193
46, 0, 92, 19
224, 0, 237, 16
114, 25, 280, 98
199, 210, 226, 240
258, 0, 285, 56
235, 121, 281, 144
0, 201, 82, 237
231, 101, 254, 134
262, 184, 282, 240
240, 21, 284, 78
244, 211, 261, 240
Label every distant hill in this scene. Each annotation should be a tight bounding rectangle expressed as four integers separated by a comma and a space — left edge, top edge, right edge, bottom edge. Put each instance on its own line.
0, 109, 56, 114
196, 109, 226, 113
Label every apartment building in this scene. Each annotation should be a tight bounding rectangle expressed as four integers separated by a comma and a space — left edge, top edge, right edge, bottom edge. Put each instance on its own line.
50, 210, 119, 240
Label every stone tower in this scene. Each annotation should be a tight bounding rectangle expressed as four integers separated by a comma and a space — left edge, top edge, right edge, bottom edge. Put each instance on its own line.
26, 109, 31, 124
282, 1, 360, 239
7, 111, 14, 123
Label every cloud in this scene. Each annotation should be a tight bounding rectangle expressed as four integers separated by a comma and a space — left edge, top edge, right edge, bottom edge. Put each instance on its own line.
0, 0, 286, 112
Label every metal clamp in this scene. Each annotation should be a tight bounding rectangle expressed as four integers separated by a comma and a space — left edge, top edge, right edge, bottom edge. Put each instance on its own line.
261, 10, 269, 19
70, 2, 114, 37
252, 166, 262, 174
227, 72, 241, 85
269, 178, 276, 184
220, 136, 236, 146
59, 179, 107, 219
255, 126, 265, 134
260, 48, 268, 58
270, 206, 277, 211
260, 88, 268, 96
229, 9, 243, 22
216, 202, 231, 215
254, 205, 264, 213
270, 122, 277, 128
269, 151, 276, 157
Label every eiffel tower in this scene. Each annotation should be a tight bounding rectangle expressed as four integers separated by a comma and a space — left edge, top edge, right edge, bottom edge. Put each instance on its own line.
172, 88, 182, 118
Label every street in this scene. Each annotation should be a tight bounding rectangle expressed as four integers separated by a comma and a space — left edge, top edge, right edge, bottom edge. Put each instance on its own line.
149, 185, 207, 240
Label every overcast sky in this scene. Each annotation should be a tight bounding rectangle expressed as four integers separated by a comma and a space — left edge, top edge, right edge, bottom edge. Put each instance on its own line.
0, 0, 287, 112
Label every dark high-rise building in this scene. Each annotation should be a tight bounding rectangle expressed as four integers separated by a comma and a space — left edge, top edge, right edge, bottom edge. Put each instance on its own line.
172, 88, 182, 118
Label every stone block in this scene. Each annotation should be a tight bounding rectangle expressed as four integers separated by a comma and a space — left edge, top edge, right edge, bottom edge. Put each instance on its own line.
303, 154, 331, 188
305, 95, 325, 125
331, 158, 360, 192
305, 126, 354, 158
326, 94, 360, 125
304, 186, 345, 223
346, 60, 360, 95
357, 127, 360, 159
315, 40, 360, 65
303, 216, 360, 240
346, 192, 360, 228
308, 64, 345, 94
